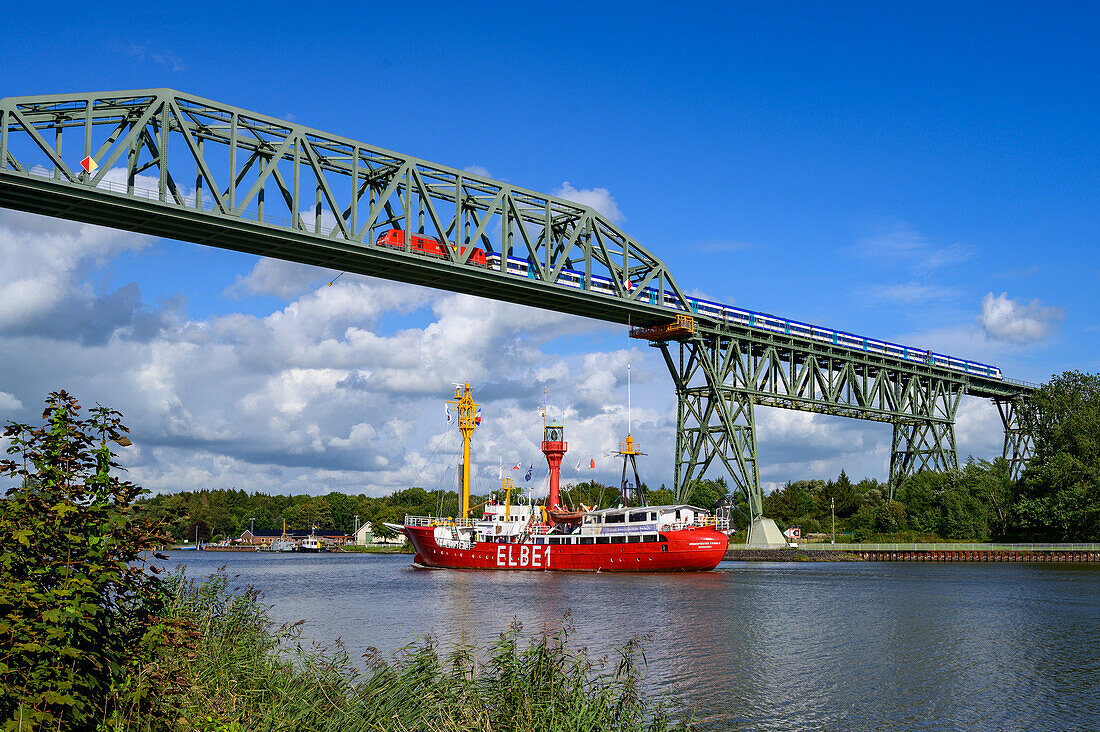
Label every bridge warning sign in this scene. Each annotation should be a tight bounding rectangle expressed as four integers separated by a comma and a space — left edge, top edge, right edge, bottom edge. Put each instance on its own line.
80, 156, 97, 173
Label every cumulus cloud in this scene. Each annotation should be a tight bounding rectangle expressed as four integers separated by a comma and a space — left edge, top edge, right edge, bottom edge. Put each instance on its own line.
553, 182, 624, 223
978, 292, 1063, 344
0, 209, 1016, 501
225, 258, 334, 300
0, 214, 650, 495
0, 391, 22, 411
954, 399, 1003, 458
0, 210, 167, 344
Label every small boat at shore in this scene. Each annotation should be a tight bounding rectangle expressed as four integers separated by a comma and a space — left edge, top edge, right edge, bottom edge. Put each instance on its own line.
269, 520, 297, 552
388, 382, 729, 572
299, 526, 322, 553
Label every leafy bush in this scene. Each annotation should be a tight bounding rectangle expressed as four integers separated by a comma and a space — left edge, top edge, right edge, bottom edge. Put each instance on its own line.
0, 391, 166, 730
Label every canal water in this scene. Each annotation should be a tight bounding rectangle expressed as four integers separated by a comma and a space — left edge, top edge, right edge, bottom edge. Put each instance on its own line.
166, 552, 1100, 731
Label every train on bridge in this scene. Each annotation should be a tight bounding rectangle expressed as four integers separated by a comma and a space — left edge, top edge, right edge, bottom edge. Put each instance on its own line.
375, 229, 1004, 381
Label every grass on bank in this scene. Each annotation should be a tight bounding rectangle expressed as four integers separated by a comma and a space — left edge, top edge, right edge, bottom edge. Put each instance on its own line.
339, 544, 414, 554
108, 570, 690, 732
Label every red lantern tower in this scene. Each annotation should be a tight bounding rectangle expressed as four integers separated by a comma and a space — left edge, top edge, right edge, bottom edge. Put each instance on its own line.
540, 390, 567, 511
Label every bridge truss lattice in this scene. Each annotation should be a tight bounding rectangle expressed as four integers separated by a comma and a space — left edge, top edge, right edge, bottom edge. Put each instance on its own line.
0, 88, 1039, 519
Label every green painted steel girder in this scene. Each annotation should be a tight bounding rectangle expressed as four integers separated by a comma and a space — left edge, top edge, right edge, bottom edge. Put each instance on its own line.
0, 88, 1042, 512
0, 89, 693, 329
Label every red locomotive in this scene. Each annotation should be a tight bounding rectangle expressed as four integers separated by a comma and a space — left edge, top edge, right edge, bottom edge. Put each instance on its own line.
376, 229, 488, 267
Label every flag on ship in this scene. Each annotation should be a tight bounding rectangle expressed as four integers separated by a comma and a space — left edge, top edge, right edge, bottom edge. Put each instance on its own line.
525, 465, 533, 481
589, 458, 596, 469
512, 463, 521, 470
445, 404, 452, 423
474, 407, 481, 425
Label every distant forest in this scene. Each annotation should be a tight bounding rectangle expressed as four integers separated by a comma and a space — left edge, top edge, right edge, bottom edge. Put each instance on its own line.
140, 370, 1100, 543
139, 479, 732, 543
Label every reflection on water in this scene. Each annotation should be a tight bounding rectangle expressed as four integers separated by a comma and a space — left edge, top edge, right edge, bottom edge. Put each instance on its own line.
168, 552, 1100, 731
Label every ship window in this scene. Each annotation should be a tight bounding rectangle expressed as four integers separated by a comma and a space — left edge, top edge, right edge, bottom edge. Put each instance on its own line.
596, 536, 610, 544
580, 537, 594, 544
662, 545, 669, 553
629, 512, 648, 523
611, 536, 626, 544
628, 536, 642, 543
606, 514, 625, 524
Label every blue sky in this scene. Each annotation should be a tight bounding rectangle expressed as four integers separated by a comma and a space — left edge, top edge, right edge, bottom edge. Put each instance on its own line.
0, 1, 1095, 497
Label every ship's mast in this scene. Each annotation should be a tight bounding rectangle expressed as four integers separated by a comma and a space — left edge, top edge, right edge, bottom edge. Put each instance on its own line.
617, 361, 647, 506
447, 382, 479, 519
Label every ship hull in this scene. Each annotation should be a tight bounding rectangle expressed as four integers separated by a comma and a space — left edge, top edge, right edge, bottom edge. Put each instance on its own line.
402, 526, 728, 572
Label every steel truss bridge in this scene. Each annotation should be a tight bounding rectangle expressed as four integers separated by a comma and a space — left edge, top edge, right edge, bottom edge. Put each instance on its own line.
0, 89, 1037, 525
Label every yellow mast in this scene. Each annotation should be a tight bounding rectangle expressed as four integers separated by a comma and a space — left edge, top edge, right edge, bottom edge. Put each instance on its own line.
447, 381, 479, 519
501, 476, 514, 520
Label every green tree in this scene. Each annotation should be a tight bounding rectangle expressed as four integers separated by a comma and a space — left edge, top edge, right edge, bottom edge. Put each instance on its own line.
1015, 370, 1100, 540
764, 480, 816, 523
0, 391, 166, 729
682, 477, 730, 510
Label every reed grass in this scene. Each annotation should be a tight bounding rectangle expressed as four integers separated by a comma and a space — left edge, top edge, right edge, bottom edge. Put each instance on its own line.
107, 570, 690, 732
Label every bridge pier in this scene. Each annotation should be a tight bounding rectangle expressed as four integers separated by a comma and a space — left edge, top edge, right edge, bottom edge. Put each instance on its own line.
888, 419, 959, 498
995, 396, 1034, 480
662, 337, 765, 518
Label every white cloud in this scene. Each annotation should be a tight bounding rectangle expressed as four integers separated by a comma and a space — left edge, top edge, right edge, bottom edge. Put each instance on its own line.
866, 282, 958, 304
955, 399, 1003, 459
853, 222, 972, 273
553, 182, 624, 223
0, 391, 22, 411
0, 209, 1018, 503
978, 292, 1063, 344
0, 210, 160, 342
463, 165, 492, 178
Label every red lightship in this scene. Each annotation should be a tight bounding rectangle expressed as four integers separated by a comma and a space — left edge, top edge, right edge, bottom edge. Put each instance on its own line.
389, 384, 729, 572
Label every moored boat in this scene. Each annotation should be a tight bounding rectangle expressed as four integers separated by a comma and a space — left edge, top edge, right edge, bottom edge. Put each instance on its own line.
400, 504, 728, 572
388, 382, 729, 572
270, 520, 297, 552
299, 526, 321, 553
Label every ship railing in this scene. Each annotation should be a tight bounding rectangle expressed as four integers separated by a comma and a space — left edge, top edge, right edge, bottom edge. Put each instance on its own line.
404, 515, 479, 528
661, 516, 731, 532
435, 536, 475, 550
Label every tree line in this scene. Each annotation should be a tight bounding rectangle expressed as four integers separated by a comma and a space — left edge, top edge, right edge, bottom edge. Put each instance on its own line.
139, 369, 1099, 544
139, 478, 735, 542
765, 370, 1100, 542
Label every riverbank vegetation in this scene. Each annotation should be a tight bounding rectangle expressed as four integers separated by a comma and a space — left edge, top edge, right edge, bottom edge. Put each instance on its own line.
2, 392, 688, 730
109, 569, 688, 732
765, 370, 1100, 542
136, 470, 732, 544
